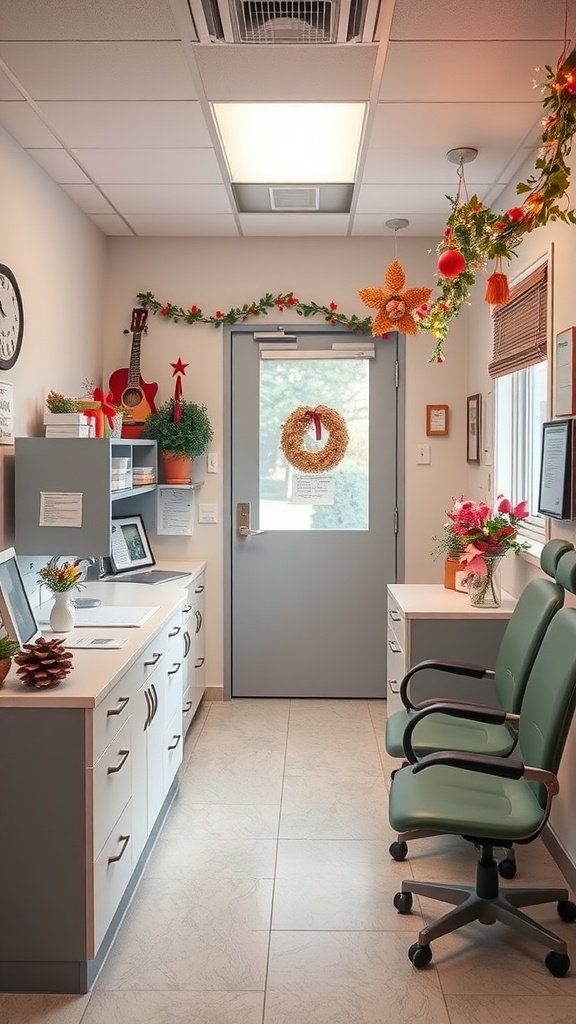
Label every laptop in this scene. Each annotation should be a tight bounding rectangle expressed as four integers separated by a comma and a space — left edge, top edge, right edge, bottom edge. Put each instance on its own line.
104, 514, 191, 586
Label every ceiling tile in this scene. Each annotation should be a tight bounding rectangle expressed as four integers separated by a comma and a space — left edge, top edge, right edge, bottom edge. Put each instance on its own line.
100, 183, 233, 214
59, 183, 117, 214
0, 68, 23, 100
389, 0, 569, 40
73, 148, 222, 184
26, 148, 90, 183
1, 0, 180, 40
89, 214, 134, 235
351, 214, 449, 237
194, 44, 378, 102
239, 214, 350, 236
378, 41, 563, 103
355, 183, 490, 216
0, 42, 197, 101
37, 101, 213, 148
0, 101, 60, 146
124, 214, 239, 236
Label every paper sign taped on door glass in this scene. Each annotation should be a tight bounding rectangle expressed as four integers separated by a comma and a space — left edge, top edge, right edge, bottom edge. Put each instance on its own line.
291, 475, 335, 505
39, 491, 83, 527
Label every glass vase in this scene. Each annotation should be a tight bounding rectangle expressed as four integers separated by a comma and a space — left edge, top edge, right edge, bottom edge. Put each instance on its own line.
466, 555, 503, 608
50, 591, 75, 632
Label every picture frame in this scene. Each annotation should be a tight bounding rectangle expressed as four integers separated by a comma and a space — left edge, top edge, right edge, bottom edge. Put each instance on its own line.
0, 380, 14, 445
109, 514, 156, 574
466, 394, 481, 463
0, 547, 42, 646
538, 419, 575, 520
426, 404, 449, 436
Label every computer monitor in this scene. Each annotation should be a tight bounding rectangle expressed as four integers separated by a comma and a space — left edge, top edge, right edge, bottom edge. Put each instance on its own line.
0, 547, 42, 646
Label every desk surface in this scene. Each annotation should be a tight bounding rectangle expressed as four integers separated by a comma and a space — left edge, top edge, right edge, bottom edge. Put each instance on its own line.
0, 560, 206, 710
388, 583, 516, 620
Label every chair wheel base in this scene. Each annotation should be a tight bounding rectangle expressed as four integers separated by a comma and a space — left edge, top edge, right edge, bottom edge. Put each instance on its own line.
389, 840, 408, 861
393, 891, 413, 914
545, 951, 570, 976
498, 858, 517, 879
408, 942, 432, 969
557, 900, 576, 923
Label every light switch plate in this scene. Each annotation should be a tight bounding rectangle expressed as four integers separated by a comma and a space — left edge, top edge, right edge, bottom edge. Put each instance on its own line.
207, 452, 218, 473
198, 503, 218, 523
416, 444, 431, 465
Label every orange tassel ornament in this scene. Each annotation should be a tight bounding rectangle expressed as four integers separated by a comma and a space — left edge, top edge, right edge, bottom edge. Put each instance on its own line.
485, 258, 510, 306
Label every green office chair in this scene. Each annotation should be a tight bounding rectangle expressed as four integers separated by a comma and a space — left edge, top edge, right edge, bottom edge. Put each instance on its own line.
389, 548, 576, 977
386, 538, 573, 875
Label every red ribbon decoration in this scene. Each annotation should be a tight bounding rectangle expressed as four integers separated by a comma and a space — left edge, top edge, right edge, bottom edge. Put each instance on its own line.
84, 388, 117, 436
305, 408, 322, 440
173, 375, 183, 423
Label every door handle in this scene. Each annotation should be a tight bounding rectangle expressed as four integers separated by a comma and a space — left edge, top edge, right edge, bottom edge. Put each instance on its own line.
237, 501, 266, 539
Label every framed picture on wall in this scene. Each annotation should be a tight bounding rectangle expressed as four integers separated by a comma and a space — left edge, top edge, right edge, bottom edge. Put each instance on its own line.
426, 404, 449, 436
467, 394, 481, 463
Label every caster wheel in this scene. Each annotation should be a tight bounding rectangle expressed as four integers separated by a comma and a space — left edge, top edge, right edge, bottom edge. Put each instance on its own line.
390, 768, 399, 781
408, 942, 432, 969
389, 840, 408, 862
498, 858, 517, 880
545, 951, 570, 977
557, 900, 576, 923
393, 891, 413, 914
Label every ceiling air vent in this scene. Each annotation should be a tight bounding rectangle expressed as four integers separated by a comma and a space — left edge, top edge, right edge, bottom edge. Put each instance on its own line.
189, 0, 376, 43
269, 186, 320, 211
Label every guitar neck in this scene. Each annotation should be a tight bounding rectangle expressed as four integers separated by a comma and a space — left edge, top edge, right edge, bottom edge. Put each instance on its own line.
127, 332, 142, 386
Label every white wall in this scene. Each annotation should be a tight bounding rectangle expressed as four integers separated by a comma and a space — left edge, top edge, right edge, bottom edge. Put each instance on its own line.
466, 151, 576, 873
104, 236, 469, 692
0, 126, 106, 547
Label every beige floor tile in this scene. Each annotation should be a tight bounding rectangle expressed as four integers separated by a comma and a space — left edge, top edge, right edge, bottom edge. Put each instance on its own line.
445, 995, 576, 1024
264, 930, 451, 1024
180, 754, 284, 804
272, 839, 417, 930
96, 876, 272, 991
284, 733, 385, 777
207, 699, 290, 726
0, 995, 89, 1024
279, 772, 389, 840
193, 727, 288, 752
83, 990, 264, 1024
146, 836, 277, 879
161, 800, 281, 840
288, 698, 374, 725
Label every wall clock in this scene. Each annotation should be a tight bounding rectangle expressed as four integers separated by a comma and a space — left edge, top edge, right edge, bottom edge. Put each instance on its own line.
0, 264, 24, 371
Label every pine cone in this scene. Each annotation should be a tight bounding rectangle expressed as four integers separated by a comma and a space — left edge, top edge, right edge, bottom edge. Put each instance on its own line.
14, 637, 73, 688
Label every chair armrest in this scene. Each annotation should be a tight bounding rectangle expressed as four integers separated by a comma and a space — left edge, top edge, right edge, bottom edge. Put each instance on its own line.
400, 659, 490, 709
411, 749, 524, 778
403, 701, 507, 763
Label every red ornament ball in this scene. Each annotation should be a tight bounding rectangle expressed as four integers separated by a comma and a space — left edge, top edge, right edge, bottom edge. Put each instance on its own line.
437, 248, 466, 278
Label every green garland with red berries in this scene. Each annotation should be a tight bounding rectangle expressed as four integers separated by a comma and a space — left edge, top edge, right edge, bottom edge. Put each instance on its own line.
138, 46, 576, 363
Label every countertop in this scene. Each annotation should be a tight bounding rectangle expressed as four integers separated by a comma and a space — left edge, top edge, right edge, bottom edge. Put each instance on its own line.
387, 583, 516, 619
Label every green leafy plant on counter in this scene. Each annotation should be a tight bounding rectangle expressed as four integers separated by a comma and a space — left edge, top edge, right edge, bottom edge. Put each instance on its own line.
141, 398, 214, 458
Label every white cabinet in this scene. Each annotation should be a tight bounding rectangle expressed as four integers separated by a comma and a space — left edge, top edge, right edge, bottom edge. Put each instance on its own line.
386, 584, 516, 717
182, 570, 206, 733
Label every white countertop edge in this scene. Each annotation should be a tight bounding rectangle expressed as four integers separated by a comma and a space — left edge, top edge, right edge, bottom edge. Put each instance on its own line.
387, 583, 516, 618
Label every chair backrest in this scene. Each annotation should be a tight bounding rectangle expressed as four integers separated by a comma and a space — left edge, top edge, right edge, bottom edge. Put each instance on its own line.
492, 539, 573, 713
518, 550, 576, 804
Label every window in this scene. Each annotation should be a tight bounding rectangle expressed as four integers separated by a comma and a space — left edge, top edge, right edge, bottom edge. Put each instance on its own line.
496, 360, 547, 543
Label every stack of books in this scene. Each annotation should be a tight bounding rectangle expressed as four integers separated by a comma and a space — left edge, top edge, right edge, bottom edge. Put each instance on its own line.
44, 413, 93, 437
132, 465, 156, 486
111, 456, 131, 491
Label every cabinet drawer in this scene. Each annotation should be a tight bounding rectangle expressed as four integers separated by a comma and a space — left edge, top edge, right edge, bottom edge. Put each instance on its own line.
92, 662, 139, 765
387, 627, 406, 717
142, 632, 167, 682
164, 656, 184, 724
165, 611, 183, 657
164, 706, 183, 790
93, 801, 133, 953
387, 595, 405, 649
182, 685, 195, 736
93, 716, 133, 859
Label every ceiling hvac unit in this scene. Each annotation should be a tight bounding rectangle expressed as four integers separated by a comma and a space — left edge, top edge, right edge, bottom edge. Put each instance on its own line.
187, 0, 381, 44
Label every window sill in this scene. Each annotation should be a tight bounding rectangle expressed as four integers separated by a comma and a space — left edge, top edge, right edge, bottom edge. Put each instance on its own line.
519, 538, 543, 569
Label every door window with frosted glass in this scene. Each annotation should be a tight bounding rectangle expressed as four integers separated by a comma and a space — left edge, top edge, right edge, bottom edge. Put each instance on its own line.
259, 356, 369, 530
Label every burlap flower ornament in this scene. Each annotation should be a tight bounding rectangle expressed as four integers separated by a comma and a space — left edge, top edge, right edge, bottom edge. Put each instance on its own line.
359, 260, 432, 336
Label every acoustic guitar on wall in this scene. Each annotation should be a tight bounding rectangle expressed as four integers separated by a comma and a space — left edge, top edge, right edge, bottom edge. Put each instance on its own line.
108, 307, 158, 427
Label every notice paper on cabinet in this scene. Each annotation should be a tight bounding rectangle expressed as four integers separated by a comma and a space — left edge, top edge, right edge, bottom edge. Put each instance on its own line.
39, 491, 83, 527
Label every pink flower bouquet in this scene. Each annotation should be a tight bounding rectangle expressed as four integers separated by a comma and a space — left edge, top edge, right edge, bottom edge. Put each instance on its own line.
446, 495, 530, 579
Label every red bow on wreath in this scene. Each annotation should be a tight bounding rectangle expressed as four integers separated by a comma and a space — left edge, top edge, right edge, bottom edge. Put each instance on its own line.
305, 409, 322, 439
84, 387, 117, 437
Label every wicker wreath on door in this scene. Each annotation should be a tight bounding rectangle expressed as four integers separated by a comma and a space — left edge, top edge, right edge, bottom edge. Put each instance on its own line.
280, 405, 349, 473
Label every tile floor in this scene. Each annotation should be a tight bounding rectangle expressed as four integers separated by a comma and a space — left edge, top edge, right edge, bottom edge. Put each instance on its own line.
3, 698, 576, 1024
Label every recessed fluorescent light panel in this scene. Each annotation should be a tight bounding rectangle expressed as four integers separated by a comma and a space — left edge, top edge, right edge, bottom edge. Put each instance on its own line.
212, 103, 366, 183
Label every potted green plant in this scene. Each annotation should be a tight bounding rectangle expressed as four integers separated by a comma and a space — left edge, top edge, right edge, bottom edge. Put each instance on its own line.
0, 635, 20, 687
141, 398, 214, 483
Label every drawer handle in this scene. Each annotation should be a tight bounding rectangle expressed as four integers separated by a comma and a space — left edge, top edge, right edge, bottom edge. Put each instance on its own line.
195, 610, 203, 635
183, 631, 191, 657
144, 688, 152, 730
168, 626, 181, 638
168, 662, 182, 675
107, 696, 130, 717
388, 639, 402, 653
389, 610, 401, 622
194, 584, 205, 594
183, 605, 192, 614
168, 734, 182, 751
183, 700, 193, 713
389, 679, 401, 693
108, 834, 130, 865
195, 657, 205, 668
144, 652, 162, 667
151, 683, 158, 722
107, 749, 130, 774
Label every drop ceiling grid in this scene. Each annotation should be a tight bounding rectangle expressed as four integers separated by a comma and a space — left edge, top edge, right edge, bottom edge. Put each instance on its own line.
389, 0, 572, 40
0, 0, 180, 40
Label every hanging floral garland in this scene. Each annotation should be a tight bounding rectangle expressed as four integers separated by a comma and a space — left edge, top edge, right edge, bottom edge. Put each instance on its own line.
280, 405, 349, 473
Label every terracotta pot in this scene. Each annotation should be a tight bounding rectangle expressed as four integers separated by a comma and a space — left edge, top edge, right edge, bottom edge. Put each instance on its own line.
161, 452, 192, 484
0, 657, 11, 688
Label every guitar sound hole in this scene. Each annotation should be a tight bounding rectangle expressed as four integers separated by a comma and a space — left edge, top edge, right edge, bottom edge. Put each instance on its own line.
122, 387, 144, 409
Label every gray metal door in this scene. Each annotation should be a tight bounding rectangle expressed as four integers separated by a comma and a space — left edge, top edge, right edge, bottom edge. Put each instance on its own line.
229, 327, 403, 698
